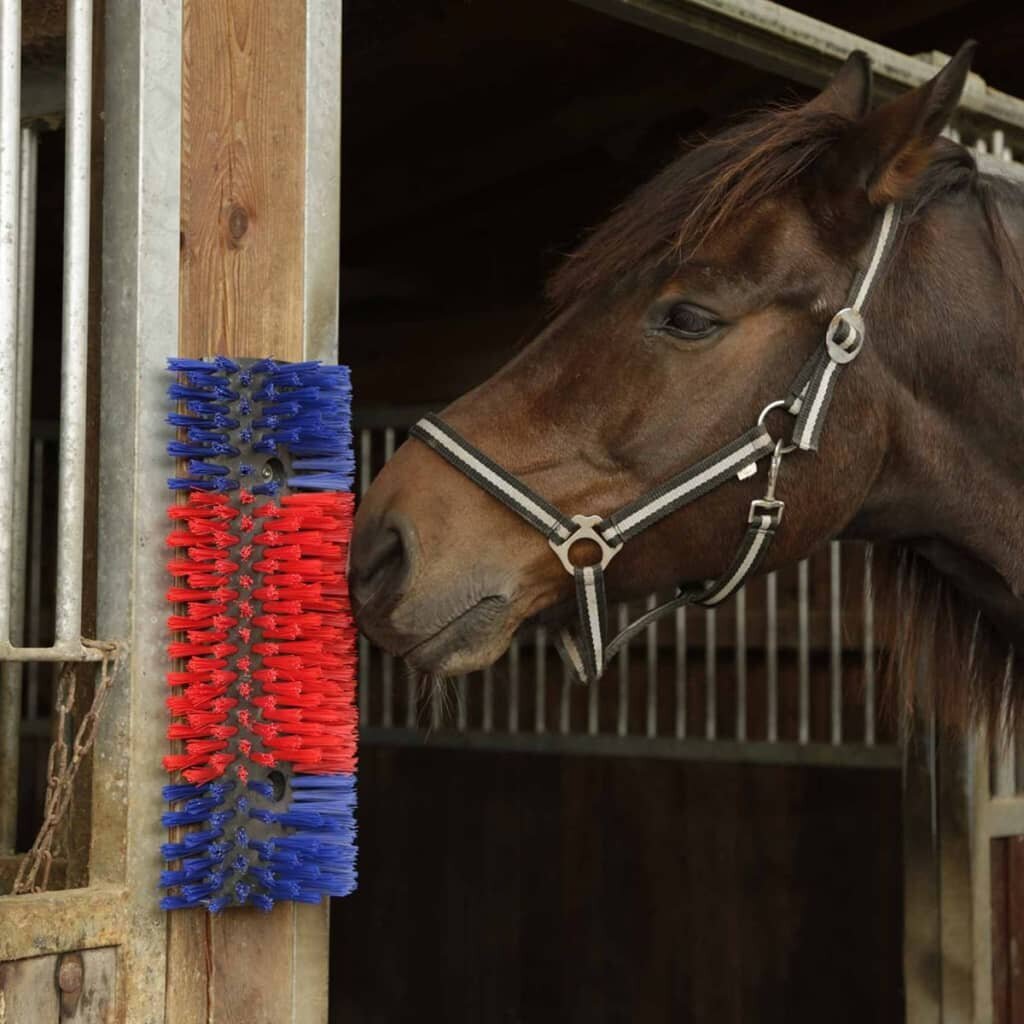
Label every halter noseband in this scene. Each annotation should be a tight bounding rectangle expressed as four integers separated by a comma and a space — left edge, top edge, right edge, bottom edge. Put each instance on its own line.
410, 204, 901, 683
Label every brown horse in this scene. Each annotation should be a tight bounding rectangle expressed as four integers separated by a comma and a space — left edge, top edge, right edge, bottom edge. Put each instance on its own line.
353, 42, 1024, 726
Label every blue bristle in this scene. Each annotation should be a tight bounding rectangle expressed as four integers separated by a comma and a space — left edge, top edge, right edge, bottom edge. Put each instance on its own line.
214, 355, 240, 374
162, 782, 208, 802
187, 459, 231, 477
287, 472, 354, 492
252, 481, 280, 495
247, 780, 275, 799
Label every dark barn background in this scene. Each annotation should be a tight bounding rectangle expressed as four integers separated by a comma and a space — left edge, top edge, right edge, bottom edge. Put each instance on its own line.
326, 2, 1024, 1022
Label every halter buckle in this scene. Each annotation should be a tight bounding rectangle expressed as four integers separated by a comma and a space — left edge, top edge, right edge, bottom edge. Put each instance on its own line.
748, 498, 784, 527
548, 514, 622, 576
825, 307, 866, 364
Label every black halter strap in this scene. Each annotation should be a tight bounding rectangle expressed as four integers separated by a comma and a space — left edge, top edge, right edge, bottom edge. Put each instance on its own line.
409, 203, 902, 683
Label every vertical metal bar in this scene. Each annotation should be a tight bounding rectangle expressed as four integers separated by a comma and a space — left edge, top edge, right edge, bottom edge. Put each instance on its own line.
766, 571, 778, 743
616, 602, 629, 737
429, 681, 443, 731
0, 0, 22, 644
482, 664, 494, 733
994, 654, 1016, 797
534, 626, 546, 733
643, 598, 659, 741
379, 428, 396, 727
358, 428, 371, 725
26, 438, 44, 713
0, 128, 38, 852
829, 540, 842, 745
735, 586, 747, 741
863, 545, 876, 746
508, 634, 520, 734
798, 559, 810, 744
587, 637, 599, 736
456, 675, 468, 732
674, 606, 686, 739
404, 670, 416, 729
559, 657, 571, 736
705, 607, 717, 740
53, 0, 94, 644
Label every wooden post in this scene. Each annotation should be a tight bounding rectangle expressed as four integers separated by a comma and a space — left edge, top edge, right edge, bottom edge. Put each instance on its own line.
169, 2, 333, 1021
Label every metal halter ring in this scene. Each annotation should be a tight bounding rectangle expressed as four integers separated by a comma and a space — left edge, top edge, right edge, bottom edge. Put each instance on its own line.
548, 514, 622, 576
825, 307, 866, 364
756, 399, 798, 455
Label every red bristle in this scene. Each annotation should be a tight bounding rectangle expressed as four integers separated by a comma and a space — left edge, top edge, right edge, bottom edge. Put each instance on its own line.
165, 489, 356, 794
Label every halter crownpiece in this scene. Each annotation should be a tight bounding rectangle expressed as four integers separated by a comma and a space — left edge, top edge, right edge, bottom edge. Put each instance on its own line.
410, 203, 902, 683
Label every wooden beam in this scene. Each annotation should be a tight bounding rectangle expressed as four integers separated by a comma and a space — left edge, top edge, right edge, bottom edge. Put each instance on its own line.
171, 3, 331, 1022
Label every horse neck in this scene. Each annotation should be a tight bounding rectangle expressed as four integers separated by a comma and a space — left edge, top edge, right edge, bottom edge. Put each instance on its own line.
848, 180, 1024, 646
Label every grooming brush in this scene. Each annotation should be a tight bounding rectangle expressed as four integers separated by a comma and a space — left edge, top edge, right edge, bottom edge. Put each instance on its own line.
160, 356, 357, 912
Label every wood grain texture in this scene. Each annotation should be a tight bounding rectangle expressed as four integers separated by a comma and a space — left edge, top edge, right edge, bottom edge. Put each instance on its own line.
171, 2, 316, 1022
179, 0, 306, 361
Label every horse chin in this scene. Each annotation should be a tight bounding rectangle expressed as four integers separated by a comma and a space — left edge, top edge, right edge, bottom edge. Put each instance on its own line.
400, 595, 517, 675
357, 579, 526, 676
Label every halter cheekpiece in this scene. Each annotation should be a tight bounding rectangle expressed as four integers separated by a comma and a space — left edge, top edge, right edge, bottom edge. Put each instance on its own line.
410, 204, 902, 683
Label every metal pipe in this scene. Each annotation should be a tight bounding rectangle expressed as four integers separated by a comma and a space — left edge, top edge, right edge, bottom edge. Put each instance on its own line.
829, 541, 842, 745
766, 571, 778, 742
559, 657, 571, 735
357, 428, 371, 724
645, 593, 657, 738
508, 634, 520, 734
616, 602, 629, 736
674, 606, 686, 739
863, 545, 875, 745
587, 637, 599, 735
705, 607, 716, 740
0, 0, 22, 644
54, 0, 94, 645
798, 559, 810, 744
0, 130, 37, 850
380, 428, 395, 726
735, 586, 747, 741
534, 626, 546, 733
482, 664, 493, 733
26, 437, 43, 714
456, 675, 467, 731
0, 642, 109, 663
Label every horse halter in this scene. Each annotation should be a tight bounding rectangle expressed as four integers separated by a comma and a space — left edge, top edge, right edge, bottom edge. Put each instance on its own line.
410, 204, 902, 683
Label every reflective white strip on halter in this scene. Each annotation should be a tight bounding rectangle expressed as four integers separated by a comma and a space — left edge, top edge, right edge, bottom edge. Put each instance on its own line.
413, 416, 572, 540
581, 566, 603, 668
852, 202, 897, 310
701, 515, 774, 606
608, 433, 773, 539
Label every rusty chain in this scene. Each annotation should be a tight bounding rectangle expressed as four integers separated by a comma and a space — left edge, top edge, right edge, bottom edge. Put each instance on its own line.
13, 639, 122, 895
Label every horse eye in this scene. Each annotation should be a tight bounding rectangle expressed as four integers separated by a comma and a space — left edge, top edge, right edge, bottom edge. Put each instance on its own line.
662, 303, 718, 339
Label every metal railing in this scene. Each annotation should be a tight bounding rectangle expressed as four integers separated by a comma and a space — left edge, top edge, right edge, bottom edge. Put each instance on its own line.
354, 413, 899, 768
0, 0, 98, 664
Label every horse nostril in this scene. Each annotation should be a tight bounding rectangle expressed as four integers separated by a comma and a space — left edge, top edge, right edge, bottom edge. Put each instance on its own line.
351, 513, 415, 610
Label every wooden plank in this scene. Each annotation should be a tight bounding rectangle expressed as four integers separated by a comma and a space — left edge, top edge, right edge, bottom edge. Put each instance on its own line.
992, 838, 1009, 1024
0, 953, 60, 1023
179, 0, 306, 359
171, 1, 313, 1022
1009, 837, 1024, 1022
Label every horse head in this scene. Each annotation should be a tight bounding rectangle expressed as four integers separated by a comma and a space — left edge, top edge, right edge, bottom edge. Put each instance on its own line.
353, 42, 1024, 721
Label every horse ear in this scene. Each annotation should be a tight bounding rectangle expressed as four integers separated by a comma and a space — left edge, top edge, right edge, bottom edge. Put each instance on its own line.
835, 40, 977, 205
806, 51, 873, 119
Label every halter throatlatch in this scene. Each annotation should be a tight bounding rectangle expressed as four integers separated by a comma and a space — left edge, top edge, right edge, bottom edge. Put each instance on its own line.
410, 204, 902, 683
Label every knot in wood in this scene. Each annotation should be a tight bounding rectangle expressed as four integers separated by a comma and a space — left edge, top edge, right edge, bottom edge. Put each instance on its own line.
57, 955, 83, 994
228, 204, 250, 243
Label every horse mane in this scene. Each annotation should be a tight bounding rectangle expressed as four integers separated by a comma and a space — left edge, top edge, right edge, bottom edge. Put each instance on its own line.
548, 99, 1024, 735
